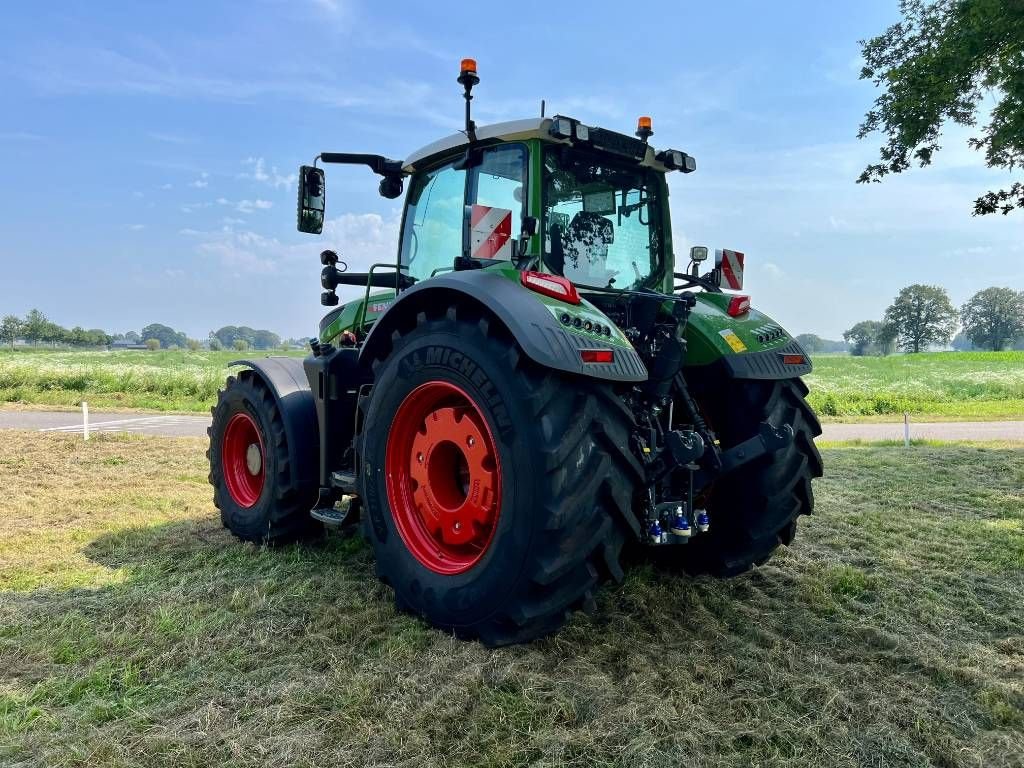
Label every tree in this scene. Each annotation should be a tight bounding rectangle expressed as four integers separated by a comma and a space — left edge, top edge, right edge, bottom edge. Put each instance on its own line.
186, 338, 202, 352
795, 333, 824, 353
22, 309, 49, 345
233, 339, 249, 351
843, 320, 885, 356
208, 335, 224, 351
1, 315, 22, 349
858, 0, 1024, 215
139, 323, 187, 349
951, 330, 978, 350
145, 338, 161, 351
884, 284, 959, 352
960, 286, 1024, 350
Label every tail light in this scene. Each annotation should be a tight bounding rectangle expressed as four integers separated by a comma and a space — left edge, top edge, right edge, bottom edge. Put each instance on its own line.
520, 270, 581, 305
726, 295, 751, 317
580, 349, 614, 363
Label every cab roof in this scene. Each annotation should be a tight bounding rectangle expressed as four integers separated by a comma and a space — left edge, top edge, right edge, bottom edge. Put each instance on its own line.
402, 117, 675, 174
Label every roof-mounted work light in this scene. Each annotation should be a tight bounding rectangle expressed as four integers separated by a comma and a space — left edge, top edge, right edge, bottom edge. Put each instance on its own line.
656, 149, 697, 173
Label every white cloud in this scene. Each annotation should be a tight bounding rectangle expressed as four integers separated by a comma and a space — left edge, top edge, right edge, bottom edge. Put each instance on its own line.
236, 199, 273, 214
160, 182, 173, 190
189, 171, 209, 189
241, 157, 297, 189
127, 223, 145, 231
148, 131, 189, 144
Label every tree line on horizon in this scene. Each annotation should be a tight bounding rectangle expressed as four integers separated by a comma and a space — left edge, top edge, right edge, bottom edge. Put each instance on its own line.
842, 285, 1024, 356
0, 309, 292, 352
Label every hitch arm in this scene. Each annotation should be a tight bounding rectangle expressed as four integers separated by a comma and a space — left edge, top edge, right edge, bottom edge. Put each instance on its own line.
693, 421, 794, 488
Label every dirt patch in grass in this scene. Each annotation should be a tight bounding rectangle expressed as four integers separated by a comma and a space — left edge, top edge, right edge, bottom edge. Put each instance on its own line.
1, 432, 1021, 766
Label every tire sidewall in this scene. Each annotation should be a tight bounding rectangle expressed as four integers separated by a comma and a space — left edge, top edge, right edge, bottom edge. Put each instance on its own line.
211, 381, 278, 539
361, 325, 545, 628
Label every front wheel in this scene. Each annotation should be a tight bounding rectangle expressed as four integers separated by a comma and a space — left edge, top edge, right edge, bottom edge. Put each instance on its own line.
208, 370, 318, 544
357, 306, 639, 646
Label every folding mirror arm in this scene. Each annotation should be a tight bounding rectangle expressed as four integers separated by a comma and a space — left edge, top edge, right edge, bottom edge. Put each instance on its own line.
317, 153, 405, 176
317, 153, 407, 200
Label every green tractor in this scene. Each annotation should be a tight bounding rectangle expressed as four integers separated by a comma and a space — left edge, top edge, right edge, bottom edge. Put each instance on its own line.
208, 59, 822, 645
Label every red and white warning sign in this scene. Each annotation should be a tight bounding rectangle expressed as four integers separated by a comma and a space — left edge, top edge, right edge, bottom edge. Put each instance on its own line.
470, 205, 513, 260
716, 248, 745, 290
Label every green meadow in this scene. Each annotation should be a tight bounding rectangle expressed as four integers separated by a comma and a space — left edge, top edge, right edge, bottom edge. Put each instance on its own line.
1, 348, 1022, 421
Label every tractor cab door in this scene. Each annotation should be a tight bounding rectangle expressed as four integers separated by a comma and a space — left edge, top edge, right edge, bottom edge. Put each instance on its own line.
399, 144, 527, 281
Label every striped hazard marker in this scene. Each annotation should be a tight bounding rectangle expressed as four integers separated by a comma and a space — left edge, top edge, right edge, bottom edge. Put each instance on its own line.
470, 205, 513, 260
717, 248, 745, 290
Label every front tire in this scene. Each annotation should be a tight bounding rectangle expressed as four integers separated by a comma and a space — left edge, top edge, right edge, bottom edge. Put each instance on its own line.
208, 370, 318, 544
358, 306, 639, 646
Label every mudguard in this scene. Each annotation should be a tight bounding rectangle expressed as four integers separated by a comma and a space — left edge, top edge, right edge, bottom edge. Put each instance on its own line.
358, 270, 648, 382
229, 357, 319, 494
683, 294, 812, 381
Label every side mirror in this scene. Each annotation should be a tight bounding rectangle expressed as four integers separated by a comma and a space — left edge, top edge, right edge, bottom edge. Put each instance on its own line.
297, 165, 325, 234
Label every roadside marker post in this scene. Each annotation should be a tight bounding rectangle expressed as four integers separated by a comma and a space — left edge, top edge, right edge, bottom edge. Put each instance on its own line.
82, 401, 89, 441
903, 411, 910, 448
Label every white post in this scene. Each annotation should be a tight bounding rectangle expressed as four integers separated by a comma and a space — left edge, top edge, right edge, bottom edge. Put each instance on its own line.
903, 411, 910, 448
82, 401, 89, 441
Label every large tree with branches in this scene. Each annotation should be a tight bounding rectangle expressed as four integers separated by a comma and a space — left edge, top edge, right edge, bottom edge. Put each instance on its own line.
858, 0, 1024, 214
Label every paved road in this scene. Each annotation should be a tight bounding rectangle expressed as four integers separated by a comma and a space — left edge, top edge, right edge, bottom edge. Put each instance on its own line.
1, 410, 1023, 442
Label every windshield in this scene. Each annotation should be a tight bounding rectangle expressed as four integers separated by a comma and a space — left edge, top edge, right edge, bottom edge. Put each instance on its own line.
542, 147, 664, 290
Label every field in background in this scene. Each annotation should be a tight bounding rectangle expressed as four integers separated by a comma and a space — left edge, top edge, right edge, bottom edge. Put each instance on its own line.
1, 348, 1023, 421
1, 431, 1021, 767
0, 348, 305, 412
805, 350, 1024, 420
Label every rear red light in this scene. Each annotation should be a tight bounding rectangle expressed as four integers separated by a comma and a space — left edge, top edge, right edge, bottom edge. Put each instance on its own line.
580, 349, 614, 363
782, 354, 806, 365
726, 295, 751, 317
520, 270, 581, 305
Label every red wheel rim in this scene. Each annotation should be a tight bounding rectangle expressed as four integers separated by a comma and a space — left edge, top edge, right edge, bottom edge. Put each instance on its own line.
385, 381, 502, 575
222, 412, 265, 508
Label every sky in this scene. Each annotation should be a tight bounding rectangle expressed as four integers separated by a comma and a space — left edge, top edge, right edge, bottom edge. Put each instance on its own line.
1, 0, 1021, 341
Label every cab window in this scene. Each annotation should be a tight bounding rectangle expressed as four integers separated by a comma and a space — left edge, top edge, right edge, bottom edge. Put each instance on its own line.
400, 162, 466, 282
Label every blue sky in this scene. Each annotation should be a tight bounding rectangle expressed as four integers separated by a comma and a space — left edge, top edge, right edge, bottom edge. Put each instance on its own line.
1, 0, 1021, 341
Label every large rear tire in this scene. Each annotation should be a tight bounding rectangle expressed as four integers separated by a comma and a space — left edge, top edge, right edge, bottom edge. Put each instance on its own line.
678, 377, 823, 576
357, 306, 640, 646
208, 370, 319, 544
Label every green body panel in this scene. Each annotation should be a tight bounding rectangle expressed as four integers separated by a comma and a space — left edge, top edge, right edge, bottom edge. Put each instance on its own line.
320, 291, 395, 343
683, 294, 793, 366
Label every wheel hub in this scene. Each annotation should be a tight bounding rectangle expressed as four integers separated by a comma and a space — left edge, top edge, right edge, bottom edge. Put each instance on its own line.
385, 382, 501, 575
245, 443, 262, 475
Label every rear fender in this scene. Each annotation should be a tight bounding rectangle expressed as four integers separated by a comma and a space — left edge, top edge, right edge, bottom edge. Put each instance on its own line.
229, 357, 319, 492
358, 270, 648, 383
683, 293, 812, 381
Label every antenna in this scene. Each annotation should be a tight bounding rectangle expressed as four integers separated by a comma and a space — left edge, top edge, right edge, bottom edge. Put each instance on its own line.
540, 99, 545, 118
457, 58, 480, 142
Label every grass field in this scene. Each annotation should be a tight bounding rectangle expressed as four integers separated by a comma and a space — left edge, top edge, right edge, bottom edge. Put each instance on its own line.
1, 348, 1023, 422
1, 432, 1021, 766
804, 350, 1024, 421
0, 348, 305, 412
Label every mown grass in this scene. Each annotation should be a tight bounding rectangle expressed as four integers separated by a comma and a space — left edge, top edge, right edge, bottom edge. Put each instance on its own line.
1, 432, 1021, 766
0, 348, 304, 412
3, 348, 1023, 422
805, 351, 1024, 421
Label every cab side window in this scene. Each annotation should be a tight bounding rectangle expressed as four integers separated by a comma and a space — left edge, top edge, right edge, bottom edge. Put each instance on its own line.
472, 144, 527, 218
400, 162, 467, 282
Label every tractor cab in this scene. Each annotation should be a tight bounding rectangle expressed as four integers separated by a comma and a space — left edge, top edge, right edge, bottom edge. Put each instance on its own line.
298, 60, 702, 323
